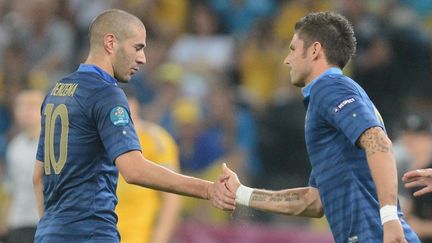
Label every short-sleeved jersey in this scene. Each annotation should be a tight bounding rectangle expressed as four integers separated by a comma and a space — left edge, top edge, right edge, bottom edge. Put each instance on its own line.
35, 64, 141, 242
303, 68, 419, 243
116, 122, 179, 243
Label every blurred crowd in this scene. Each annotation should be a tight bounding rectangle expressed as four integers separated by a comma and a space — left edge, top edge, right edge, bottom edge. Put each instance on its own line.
0, 0, 432, 242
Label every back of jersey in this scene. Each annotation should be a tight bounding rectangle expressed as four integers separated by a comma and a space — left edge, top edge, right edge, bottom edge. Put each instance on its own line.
35, 65, 141, 242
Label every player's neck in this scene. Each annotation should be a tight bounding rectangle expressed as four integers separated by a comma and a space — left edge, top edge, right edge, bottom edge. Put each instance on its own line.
305, 63, 338, 86
84, 53, 114, 78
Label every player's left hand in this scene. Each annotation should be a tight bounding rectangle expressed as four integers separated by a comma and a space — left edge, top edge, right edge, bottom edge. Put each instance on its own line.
383, 220, 407, 243
207, 173, 236, 211
402, 168, 432, 196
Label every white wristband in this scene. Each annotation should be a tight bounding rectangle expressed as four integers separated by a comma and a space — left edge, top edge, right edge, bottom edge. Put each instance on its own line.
380, 205, 398, 225
236, 184, 254, 206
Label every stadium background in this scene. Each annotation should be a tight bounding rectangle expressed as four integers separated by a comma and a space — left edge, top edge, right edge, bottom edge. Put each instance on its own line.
0, 0, 431, 242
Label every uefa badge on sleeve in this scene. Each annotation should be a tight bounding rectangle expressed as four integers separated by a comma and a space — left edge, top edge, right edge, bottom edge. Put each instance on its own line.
110, 106, 130, 126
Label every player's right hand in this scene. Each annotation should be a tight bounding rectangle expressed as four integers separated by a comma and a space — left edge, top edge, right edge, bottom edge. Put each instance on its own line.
208, 173, 236, 211
222, 163, 241, 194
383, 220, 407, 243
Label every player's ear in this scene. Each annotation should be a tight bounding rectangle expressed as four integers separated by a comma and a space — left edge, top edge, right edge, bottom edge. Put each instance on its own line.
311, 42, 321, 59
103, 33, 116, 54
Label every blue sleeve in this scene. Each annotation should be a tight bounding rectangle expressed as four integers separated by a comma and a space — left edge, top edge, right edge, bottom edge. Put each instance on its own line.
36, 128, 45, 162
91, 86, 141, 163
312, 78, 384, 146
36, 98, 47, 162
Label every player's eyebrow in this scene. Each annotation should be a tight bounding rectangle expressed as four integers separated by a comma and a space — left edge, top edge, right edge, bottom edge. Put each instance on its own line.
289, 45, 294, 51
134, 43, 146, 50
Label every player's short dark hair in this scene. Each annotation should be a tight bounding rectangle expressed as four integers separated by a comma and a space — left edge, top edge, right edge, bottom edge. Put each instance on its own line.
89, 9, 143, 48
295, 12, 356, 69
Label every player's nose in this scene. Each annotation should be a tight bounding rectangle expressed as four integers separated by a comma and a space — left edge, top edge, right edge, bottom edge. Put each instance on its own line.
284, 55, 290, 65
137, 52, 146, 65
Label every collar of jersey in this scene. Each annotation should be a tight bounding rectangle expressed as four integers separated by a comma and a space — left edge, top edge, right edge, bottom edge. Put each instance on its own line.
78, 64, 118, 85
301, 67, 342, 98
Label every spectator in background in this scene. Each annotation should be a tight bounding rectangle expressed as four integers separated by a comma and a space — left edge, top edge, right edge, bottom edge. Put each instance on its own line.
256, 85, 310, 192
121, 0, 189, 41
176, 80, 258, 224
170, 97, 226, 223
3, 90, 44, 243
173, 81, 259, 177
19, 0, 74, 90
340, 0, 432, 135
171, 97, 209, 173
384, 1, 432, 115
67, 0, 115, 47
0, 41, 27, 110
238, 18, 284, 110
168, 3, 234, 73
127, 37, 174, 109
339, 0, 401, 135
142, 62, 185, 135
273, 0, 332, 43
395, 114, 432, 242
398, 0, 432, 29
208, 0, 277, 36
204, 81, 258, 179
0, 0, 11, 63
116, 93, 182, 243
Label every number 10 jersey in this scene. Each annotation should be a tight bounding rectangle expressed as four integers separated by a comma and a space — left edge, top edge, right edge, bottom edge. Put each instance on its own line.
35, 64, 141, 242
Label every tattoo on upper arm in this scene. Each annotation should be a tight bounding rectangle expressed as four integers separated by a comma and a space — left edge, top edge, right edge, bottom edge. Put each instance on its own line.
251, 191, 301, 203
358, 127, 391, 157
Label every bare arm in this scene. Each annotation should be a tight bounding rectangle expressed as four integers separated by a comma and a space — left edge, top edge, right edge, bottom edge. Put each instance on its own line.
222, 164, 323, 218
150, 192, 182, 243
357, 126, 406, 242
357, 127, 398, 207
33, 160, 45, 218
115, 150, 235, 210
248, 187, 323, 217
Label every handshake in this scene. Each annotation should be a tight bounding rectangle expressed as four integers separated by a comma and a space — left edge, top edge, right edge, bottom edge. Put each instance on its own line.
207, 163, 246, 211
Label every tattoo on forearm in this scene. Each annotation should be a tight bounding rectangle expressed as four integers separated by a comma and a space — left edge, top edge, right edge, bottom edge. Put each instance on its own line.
359, 127, 391, 157
251, 191, 300, 203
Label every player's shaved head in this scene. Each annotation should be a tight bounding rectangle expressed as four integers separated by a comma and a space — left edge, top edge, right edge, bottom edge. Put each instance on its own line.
89, 9, 145, 50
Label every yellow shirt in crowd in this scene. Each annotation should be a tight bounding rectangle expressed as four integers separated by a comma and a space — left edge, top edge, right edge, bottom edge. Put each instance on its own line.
116, 122, 179, 243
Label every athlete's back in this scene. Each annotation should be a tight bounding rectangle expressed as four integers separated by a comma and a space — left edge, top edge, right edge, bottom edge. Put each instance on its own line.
35, 64, 141, 242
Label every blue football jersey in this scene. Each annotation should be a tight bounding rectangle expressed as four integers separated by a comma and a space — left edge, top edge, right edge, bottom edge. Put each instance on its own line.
35, 64, 141, 242
302, 68, 419, 243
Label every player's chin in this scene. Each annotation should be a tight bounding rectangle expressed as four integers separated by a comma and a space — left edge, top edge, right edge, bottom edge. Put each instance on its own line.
290, 76, 305, 87
117, 78, 130, 83
118, 74, 133, 83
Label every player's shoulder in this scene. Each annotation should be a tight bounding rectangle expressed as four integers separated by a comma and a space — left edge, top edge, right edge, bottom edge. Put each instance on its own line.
69, 71, 120, 90
48, 71, 124, 106
311, 73, 360, 99
313, 73, 355, 90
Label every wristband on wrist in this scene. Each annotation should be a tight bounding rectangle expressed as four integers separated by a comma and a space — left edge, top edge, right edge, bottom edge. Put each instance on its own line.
380, 205, 398, 225
236, 184, 254, 206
